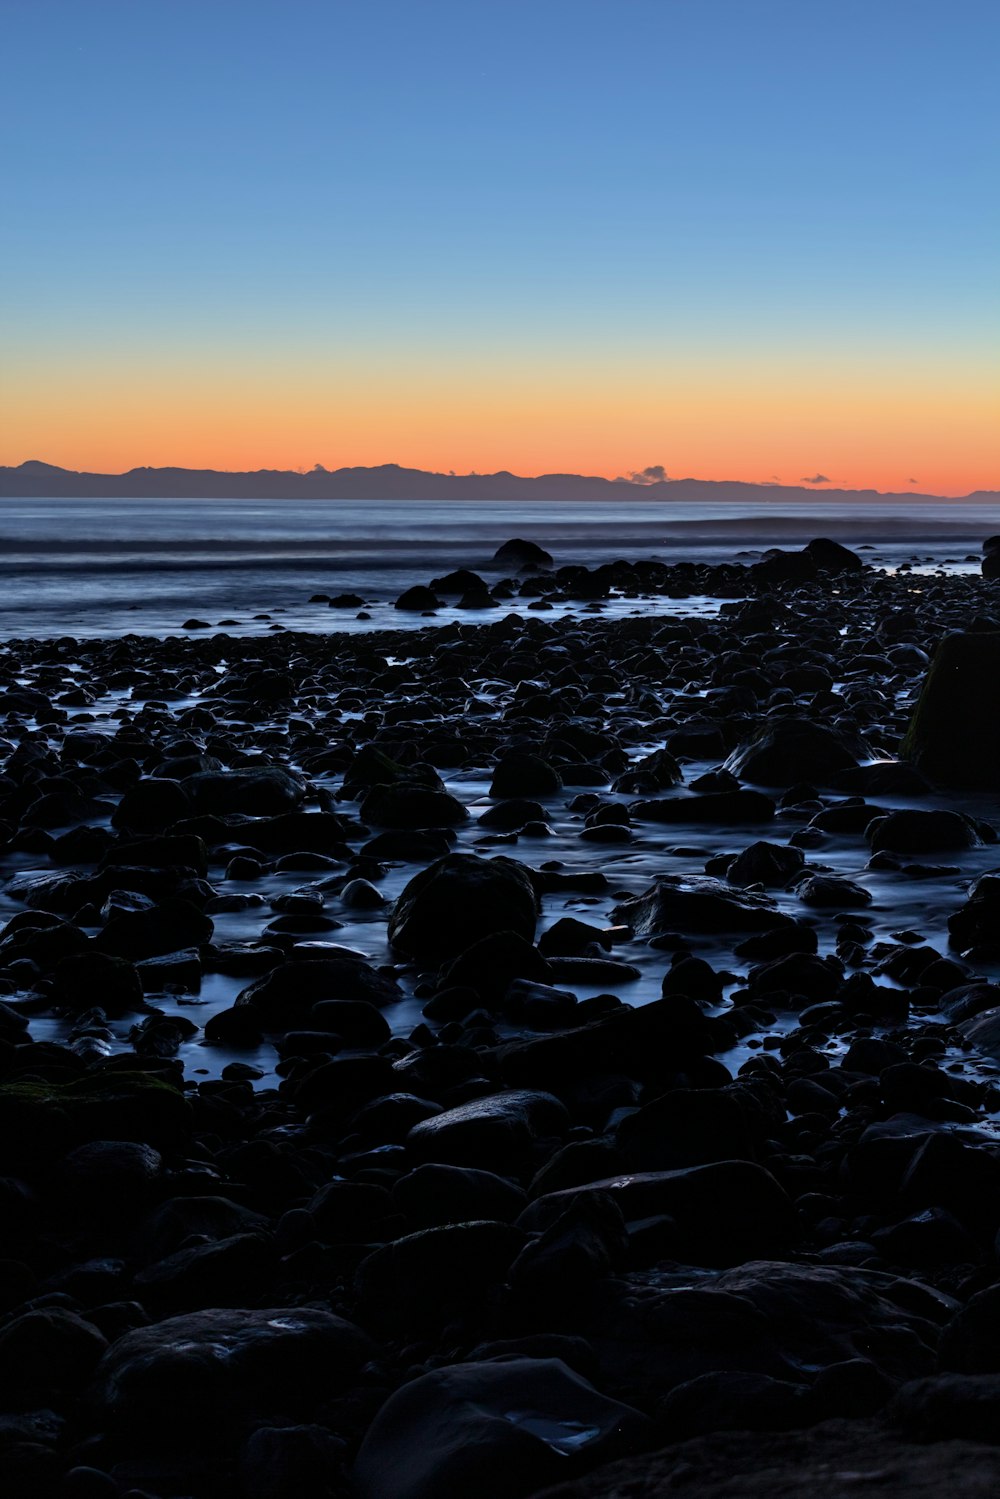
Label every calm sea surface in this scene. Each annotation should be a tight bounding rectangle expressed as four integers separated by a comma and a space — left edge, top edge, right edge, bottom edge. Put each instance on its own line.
0, 496, 994, 638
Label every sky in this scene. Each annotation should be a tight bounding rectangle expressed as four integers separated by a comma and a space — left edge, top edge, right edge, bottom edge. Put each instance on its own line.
1, 0, 997, 494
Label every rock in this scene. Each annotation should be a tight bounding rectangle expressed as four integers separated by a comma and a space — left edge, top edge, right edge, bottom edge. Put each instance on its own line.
355, 1220, 527, 1329
509, 1194, 629, 1297
495, 538, 554, 569
49, 950, 144, 1015
726, 841, 805, 887
239, 1425, 347, 1499
0, 1308, 108, 1400
392, 1163, 527, 1228
901, 631, 1000, 787
408, 1089, 570, 1169
889, 1373, 1000, 1443
658, 1370, 812, 1439
613, 749, 683, 794
948, 873, 1000, 950
353, 1358, 649, 1499
867, 809, 986, 853
529, 1421, 1000, 1499
360, 781, 468, 827
725, 719, 870, 787
615, 1089, 754, 1171
631, 790, 775, 824
940, 1284, 1000, 1372
798, 874, 872, 908
804, 537, 865, 572
93, 1307, 374, 1445
93, 896, 213, 962
395, 585, 442, 610
111, 778, 191, 833
185, 768, 305, 816
499, 995, 718, 1093
612, 876, 793, 935
441, 931, 553, 1003
388, 853, 539, 963
491, 751, 563, 798
235, 957, 400, 1023
520, 1162, 796, 1266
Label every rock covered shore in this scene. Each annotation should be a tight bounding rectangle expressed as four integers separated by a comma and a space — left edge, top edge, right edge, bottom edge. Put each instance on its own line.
2, 542, 1000, 1495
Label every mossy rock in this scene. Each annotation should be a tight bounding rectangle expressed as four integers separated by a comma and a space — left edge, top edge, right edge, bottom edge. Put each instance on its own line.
0, 1069, 191, 1164
901, 632, 1000, 788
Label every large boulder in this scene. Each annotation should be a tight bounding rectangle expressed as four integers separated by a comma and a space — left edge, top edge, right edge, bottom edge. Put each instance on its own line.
388, 854, 539, 963
353, 1358, 649, 1499
725, 719, 870, 787
901, 632, 1000, 787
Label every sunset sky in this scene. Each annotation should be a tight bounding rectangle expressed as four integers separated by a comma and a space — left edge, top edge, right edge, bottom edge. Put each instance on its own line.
2, 0, 997, 495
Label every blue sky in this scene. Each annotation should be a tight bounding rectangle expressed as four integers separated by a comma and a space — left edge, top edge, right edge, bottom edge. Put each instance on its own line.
2, 0, 997, 489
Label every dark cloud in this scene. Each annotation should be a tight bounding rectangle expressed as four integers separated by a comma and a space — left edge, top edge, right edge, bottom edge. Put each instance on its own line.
619, 464, 669, 484
908, 477, 919, 485
801, 473, 830, 484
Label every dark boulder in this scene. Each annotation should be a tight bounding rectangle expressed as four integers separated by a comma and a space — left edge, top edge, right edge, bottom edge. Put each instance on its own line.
388, 853, 538, 963
901, 632, 1000, 787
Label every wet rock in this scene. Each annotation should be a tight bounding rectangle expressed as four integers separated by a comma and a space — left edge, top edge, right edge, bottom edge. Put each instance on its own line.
185, 767, 305, 816
612, 875, 794, 935
235, 957, 401, 1022
0, 1308, 107, 1401
355, 1220, 527, 1330
93, 1306, 375, 1446
613, 749, 683, 794
392, 1162, 527, 1227
49, 950, 144, 1015
491, 751, 563, 798
94, 896, 213, 961
499, 995, 718, 1092
868, 808, 987, 853
407, 1089, 570, 1169
239, 1425, 347, 1499
804, 537, 865, 572
495, 538, 555, 568
631, 790, 775, 824
725, 719, 871, 787
948, 873, 1000, 950
353, 1357, 649, 1499
726, 841, 805, 887
388, 853, 539, 963
659, 1370, 812, 1438
359, 781, 468, 827
521, 1162, 796, 1267
798, 874, 872, 908
395, 585, 441, 611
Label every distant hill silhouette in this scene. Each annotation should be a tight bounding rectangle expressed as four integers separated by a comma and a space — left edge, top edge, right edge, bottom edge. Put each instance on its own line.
0, 460, 994, 505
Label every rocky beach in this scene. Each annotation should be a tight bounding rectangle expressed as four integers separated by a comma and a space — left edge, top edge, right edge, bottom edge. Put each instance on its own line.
4, 532, 1000, 1497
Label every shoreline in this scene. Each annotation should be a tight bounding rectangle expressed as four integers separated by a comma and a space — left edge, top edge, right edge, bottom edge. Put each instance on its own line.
4, 545, 1000, 1495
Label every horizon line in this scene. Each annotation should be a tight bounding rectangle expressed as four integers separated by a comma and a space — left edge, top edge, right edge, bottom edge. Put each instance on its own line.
2, 458, 996, 501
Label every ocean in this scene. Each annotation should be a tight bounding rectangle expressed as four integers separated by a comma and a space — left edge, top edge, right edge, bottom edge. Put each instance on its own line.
0, 496, 994, 638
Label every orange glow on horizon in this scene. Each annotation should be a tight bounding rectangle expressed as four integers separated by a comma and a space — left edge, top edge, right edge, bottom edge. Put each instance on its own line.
2, 355, 996, 497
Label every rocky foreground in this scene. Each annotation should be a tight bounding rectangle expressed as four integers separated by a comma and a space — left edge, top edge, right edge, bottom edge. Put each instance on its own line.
3, 542, 1000, 1496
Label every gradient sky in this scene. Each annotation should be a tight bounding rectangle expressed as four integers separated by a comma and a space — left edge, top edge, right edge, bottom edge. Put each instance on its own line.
2, 0, 997, 493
